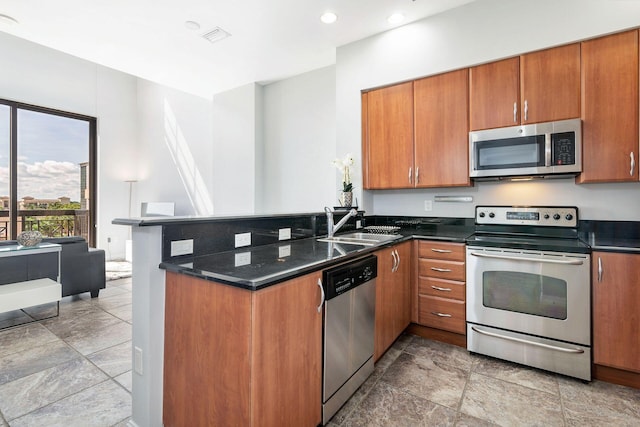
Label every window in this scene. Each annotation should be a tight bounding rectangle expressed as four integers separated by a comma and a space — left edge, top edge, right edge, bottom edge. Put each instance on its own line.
0, 99, 96, 245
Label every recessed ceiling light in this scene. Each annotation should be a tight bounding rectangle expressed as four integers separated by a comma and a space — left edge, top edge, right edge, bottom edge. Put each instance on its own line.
387, 13, 405, 25
320, 12, 338, 24
0, 13, 18, 26
184, 21, 201, 31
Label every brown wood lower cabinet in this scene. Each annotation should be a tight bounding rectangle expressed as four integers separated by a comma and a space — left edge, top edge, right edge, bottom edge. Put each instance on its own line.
163, 271, 322, 427
374, 242, 412, 361
414, 240, 466, 336
593, 252, 640, 377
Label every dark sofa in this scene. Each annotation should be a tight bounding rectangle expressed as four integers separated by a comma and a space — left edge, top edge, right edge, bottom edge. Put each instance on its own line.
0, 236, 105, 298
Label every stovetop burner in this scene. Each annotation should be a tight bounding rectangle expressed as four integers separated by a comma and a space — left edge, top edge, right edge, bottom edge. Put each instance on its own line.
466, 206, 590, 254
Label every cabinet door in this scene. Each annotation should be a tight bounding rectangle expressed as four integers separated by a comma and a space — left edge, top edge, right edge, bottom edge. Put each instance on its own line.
414, 69, 470, 187
469, 57, 520, 131
252, 273, 323, 426
578, 30, 639, 183
395, 242, 412, 334
363, 82, 415, 189
520, 43, 581, 124
163, 272, 252, 427
374, 242, 411, 361
593, 252, 640, 373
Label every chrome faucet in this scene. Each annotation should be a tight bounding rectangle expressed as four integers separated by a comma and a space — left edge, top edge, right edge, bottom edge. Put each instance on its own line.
324, 207, 358, 238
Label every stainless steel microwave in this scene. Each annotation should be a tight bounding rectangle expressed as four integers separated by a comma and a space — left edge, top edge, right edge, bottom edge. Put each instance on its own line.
469, 118, 582, 180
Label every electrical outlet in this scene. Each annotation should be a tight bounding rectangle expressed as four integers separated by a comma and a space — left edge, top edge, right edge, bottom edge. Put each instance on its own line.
235, 252, 251, 267
107, 237, 111, 243
235, 232, 251, 248
424, 200, 433, 211
278, 228, 291, 241
170, 239, 194, 256
279, 245, 291, 258
134, 346, 143, 375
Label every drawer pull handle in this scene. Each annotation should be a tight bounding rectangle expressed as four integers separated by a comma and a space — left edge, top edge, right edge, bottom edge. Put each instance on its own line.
471, 326, 585, 354
431, 267, 452, 272
431, 286, 452, 292
431, 248, 452, 253
431, 312, 452, 318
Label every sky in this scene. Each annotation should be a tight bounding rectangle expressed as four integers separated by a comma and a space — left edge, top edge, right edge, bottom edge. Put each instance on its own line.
0, 105, 89, 202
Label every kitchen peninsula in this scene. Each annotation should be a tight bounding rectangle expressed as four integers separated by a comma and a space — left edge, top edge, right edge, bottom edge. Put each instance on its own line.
115, 211, 640, 427
114, 211, 471, 426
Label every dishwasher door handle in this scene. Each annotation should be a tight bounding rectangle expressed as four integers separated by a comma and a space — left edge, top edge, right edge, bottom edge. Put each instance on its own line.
316, 278, 325, 313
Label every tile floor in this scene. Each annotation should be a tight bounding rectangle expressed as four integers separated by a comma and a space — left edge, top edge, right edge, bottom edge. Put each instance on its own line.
0, 277, 132, 427
1, 277, 639, 427
329, 335, 640, 426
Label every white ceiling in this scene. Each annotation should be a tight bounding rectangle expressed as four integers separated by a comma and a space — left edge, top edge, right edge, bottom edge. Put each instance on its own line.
0, 0, 474, 97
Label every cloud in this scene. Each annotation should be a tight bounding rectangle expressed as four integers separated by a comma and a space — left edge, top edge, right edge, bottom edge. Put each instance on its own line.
0, 160, 81, 201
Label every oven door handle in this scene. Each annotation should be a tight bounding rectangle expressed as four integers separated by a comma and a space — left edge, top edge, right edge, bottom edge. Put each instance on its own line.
471, 326, 585, 354
469, 251, 585, 265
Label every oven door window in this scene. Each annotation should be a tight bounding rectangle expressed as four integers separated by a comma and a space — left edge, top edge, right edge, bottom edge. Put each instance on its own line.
482, 271, 567, 320
475, 135, 545, 170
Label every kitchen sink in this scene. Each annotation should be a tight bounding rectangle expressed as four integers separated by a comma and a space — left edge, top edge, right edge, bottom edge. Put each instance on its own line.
317, 232, 401, 246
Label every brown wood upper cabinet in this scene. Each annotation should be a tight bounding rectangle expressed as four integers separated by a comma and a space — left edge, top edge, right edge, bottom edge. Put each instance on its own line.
363, 70, 470, 189
414, 69, 470, 187
578, 30, 639, 183
362, 82, 414, 189
592, 252, 640, 374
469, 43, 581, 131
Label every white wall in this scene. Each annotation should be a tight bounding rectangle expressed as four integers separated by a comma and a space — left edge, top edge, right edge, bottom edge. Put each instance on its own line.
259, 66, 337, 213
336, 0, 640, 220
0, 31, 139, 259
0, 31, 218, 259
136, 80, 214, 217
212, 83, 260, 215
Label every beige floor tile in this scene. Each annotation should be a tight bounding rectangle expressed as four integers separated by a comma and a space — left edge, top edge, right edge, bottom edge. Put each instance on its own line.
64, 320, 131, 355
460, 372, 564, 427
0, 323, 59, 358
382, 352, 468, 409
404, 335, 477, 372
9, 379, 131, 427
343, 381, 456, 427
472, 355, 560, 396
114, 370, 132, 393
87, 341, 132, 377
105, 303, 132, 323
559, 377, 640, 426
0, 358, 107, 421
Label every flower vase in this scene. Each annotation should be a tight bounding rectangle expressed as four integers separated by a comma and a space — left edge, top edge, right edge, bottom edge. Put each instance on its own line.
340, 191, 353, 207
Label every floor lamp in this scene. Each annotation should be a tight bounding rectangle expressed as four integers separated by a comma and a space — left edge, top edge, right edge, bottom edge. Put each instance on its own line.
125, 180, 137, 262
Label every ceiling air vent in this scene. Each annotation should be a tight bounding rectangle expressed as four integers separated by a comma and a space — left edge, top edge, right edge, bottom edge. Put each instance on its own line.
201, 27, 231, 44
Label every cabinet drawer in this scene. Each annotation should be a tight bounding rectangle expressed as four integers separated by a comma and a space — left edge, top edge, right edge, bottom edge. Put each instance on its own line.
417, 241, 465, 261
418, 295, 465, 334
418, 277, 465, 301
419, 259, 465, 281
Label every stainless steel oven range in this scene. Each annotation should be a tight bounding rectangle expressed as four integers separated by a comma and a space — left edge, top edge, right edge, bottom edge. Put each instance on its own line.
466, 206, 592, 381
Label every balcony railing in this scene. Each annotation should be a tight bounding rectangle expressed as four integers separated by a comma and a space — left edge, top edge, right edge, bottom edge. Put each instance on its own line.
0, 210, 90, 242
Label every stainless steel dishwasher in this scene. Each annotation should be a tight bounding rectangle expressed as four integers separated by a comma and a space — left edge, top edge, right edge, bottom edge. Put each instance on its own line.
322, 255, 377, 425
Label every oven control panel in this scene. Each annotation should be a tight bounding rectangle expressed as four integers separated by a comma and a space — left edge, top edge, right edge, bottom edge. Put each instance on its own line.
475, 206, 578, 227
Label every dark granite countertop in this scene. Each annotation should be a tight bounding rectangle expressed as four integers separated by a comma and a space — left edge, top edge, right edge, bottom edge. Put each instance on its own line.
579, 220, 640, 253
160, 234, 411, 290
158, 223, 475, 290
157, 216, 640, 290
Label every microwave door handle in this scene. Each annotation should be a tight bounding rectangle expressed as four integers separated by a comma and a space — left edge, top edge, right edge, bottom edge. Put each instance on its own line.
545, 134, 552, 167
469, 251, 585, 265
